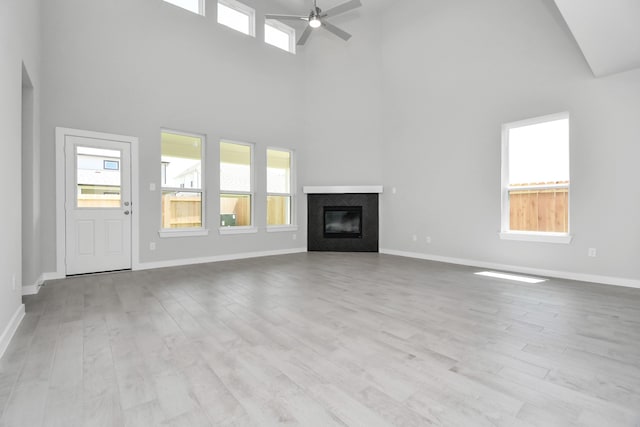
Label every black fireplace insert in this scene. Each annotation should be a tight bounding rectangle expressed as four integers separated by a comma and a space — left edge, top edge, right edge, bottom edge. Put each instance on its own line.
323, 206, 362, 238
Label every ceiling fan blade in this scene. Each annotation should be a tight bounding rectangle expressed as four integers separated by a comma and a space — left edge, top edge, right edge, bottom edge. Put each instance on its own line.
265, 14, 307, 21
321, 21, 352, 41
321, 0, 362, 18
297, 26, 313, 45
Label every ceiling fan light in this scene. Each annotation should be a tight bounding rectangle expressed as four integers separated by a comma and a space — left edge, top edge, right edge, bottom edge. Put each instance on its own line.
309, 16, 322, 28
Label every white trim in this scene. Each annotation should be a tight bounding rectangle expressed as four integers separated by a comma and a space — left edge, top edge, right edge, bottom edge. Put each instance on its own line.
0, 304, 25, 360
303, 185, 384, 194
160, 129, 207, 234
56, 127, 140, 276
22, 273, 60, 295
499, 231, 573, 244
42, 271, 65, 281
163, 0, 205, 16
136, 247, 307, 271
159, 229, 209, 238
508, 183, 569, 191
22, 274, 44, 296
267, 147, 296, 228
21, 271, 70, 296
267, 225, 298, 233
217, 0, 256, 37
220, 139, 255, 228
501, 112, 571, 236
265, 19, 296, 54
22, 284, 40, 296
379, 248, 640, 289
504, 111, 571, 129
219, 226, 258, 235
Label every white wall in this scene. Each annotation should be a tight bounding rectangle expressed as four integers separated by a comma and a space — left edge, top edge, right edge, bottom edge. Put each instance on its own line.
378, 0, 640, 281
40, 0, 306, 268
301, 8, 384, 187
36, 0, 640, 284
0, 0, 41, 344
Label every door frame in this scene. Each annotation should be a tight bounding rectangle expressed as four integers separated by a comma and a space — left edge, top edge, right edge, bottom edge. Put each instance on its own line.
55, 127, 140, 276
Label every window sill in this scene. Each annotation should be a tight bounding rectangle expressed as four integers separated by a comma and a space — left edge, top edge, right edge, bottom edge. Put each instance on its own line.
266, 225, 298, 233
158, 229, 209, 238
499, 231, 573, 244
219, 226, 258, 235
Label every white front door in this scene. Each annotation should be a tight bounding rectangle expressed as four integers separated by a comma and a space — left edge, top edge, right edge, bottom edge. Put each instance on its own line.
65, 135, 132, 275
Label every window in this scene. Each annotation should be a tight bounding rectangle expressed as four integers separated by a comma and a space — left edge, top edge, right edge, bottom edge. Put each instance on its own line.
76, 147, 121, 208
160, 130, 205, 234
220, 141, 254, 231
163, 0, 204, 15
501, 112, 571, 243
217, 0, 255, 36
267, 148, 294, 227
265, 20, 296, 54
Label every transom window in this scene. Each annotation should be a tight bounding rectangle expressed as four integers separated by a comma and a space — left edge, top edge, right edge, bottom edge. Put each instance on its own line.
217, 0, 255, 36
163, 0, 204, 16
267, 148, 294, 226
265, 20, 296, 54
161, 130, 205, 231
501, 112, 570, 243
220, 141, 253, 229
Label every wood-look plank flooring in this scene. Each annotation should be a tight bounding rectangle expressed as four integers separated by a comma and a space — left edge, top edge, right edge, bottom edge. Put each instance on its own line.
1, 252, 640, 426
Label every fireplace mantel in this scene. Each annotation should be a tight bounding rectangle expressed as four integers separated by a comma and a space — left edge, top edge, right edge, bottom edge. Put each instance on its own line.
303, 185, 383, 194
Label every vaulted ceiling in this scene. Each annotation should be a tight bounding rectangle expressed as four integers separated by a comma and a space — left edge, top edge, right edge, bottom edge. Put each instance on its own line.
554, 0, 640, 76
269, 0, 640, 77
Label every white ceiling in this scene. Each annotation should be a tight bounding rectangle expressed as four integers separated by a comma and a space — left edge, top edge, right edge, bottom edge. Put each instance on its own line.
553, 0, 640, 76
269, 0, 640, 78
268, 0, 389, 14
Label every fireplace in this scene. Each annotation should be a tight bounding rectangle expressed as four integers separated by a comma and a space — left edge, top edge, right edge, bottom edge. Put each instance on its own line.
304, 186, 382, 252
324, 206, 363, 238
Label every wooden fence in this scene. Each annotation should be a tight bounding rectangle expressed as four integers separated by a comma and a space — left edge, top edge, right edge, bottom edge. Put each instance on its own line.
79, 194, 289, 228
162, 195, 202, 228
509, 186, 568, 233
220, 196, 251, 226
77, 194, 121, 208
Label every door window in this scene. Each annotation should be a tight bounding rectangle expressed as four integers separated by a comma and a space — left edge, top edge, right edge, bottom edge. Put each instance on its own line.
76, 146, 122, 208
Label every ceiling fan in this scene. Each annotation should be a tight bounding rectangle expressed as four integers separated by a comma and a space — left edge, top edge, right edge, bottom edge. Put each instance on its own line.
266, 0, 362, 46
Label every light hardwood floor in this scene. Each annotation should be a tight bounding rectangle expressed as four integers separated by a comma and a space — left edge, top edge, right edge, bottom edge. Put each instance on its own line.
1, 253, 640, 426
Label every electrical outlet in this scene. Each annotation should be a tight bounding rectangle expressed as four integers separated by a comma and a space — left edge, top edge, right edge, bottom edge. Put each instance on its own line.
149, 242, 156, 251
588, 248, 597, 257
292, 234, 297, 240
392, 187, 397, 194
426, 236, 432, 244
149, 182, 156, 191
412, 234, 418, 242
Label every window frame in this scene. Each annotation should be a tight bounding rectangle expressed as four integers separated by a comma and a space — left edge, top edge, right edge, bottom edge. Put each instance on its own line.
266, 147, 297, 232
217, 0, 256, 37
159, 129, 208, 238
163, 0, 205, 16
264, 19, 296, 54
500, 112, 572, 244
219, 139, 256, 235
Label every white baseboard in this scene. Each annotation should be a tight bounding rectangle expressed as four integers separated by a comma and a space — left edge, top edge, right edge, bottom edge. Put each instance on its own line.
379, 248, 640, 289
22, 284, 40, 296
22, 272, 64, 296
0, 304, 25, 360
136, 247, 308, 271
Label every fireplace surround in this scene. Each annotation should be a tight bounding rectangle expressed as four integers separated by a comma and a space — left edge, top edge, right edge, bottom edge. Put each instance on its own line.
304, 186, 382, 252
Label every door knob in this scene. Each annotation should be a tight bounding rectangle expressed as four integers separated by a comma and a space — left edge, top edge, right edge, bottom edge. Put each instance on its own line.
124, 210, 130, 215
124, 202, 130, 206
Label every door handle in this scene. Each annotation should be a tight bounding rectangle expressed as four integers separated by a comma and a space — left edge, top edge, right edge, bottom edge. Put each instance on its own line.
124, 210, 130, 215
124, 202, 130, 206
